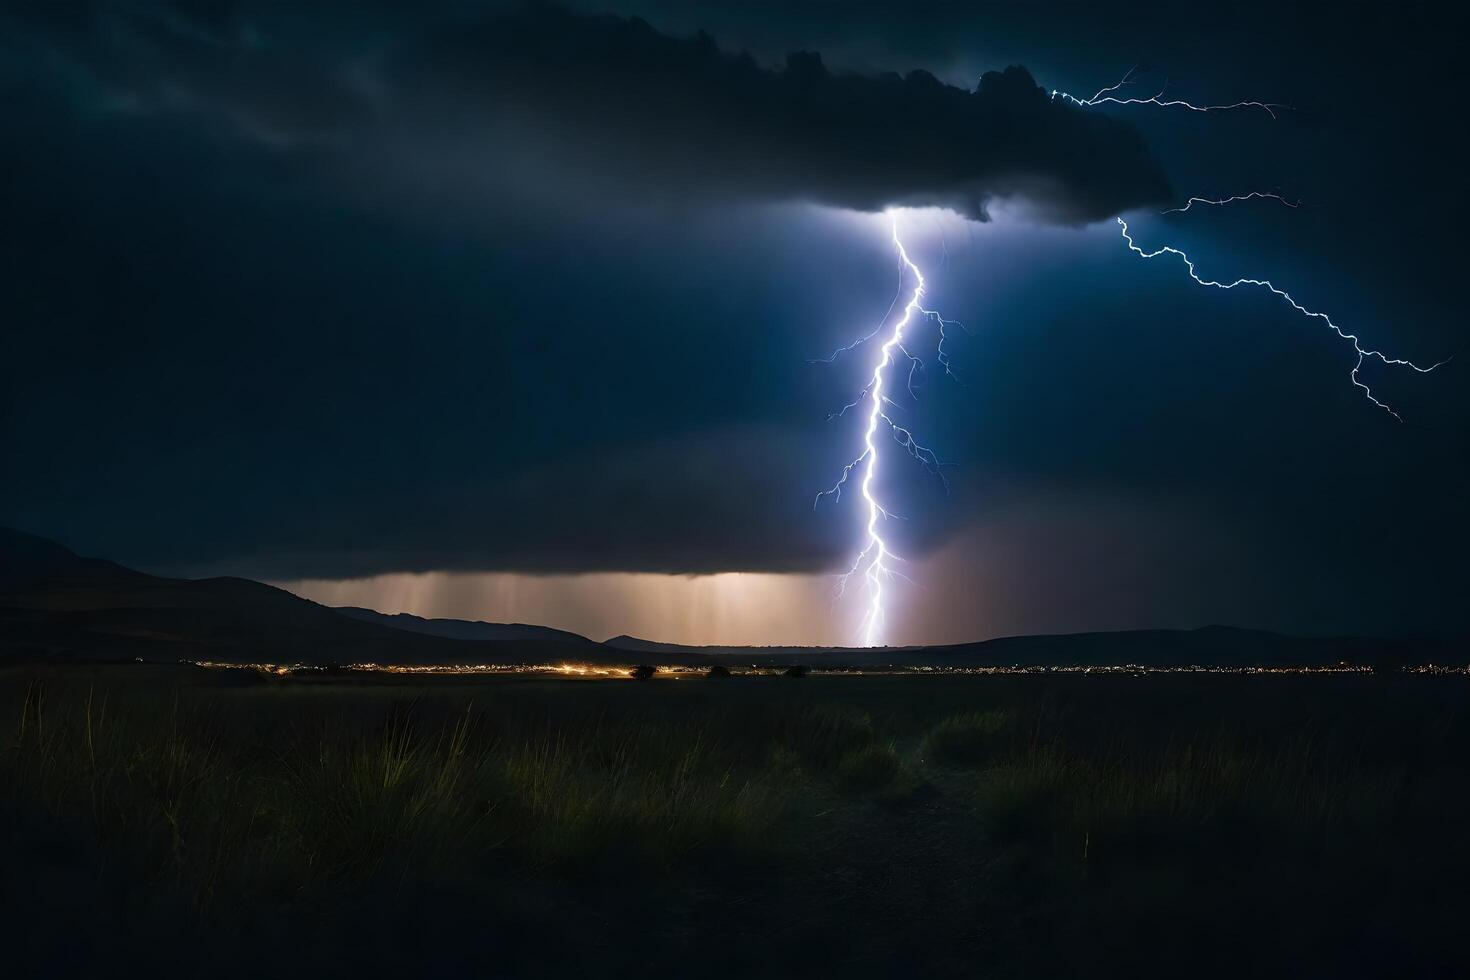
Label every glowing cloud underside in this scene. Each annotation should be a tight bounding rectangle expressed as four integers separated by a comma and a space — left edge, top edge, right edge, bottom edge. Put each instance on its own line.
816, 215, 960, 646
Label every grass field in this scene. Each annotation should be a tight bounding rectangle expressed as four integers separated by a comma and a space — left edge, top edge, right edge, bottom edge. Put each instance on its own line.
3, 665, 1467, 977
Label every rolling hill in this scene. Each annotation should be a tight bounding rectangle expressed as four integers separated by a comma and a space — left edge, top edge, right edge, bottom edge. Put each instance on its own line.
336, 607, 590, 645
0, 527, 608, 666
0, 527, 1453, 669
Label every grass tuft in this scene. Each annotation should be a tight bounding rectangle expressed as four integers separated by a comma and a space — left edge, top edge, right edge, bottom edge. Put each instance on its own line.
923, 710, 1009, 767
836, 742, 903, 793
976, 735, 1407, 866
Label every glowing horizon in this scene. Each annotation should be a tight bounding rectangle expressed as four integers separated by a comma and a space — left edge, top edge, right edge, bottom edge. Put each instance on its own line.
274, 569, 858, 647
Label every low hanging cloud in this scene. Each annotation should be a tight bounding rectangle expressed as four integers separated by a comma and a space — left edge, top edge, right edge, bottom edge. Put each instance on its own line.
10, 3, 1170, 223
406, 6, 1173, 222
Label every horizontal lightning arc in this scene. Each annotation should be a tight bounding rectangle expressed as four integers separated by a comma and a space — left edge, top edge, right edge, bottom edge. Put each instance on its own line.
1053, 66, 1289, 118
1163, 191, 1300, 215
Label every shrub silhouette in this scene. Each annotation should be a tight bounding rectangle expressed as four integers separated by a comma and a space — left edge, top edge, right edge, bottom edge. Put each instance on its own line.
782, 665, 810, 678
629, 664, 657, 680
706, 664, 733, 679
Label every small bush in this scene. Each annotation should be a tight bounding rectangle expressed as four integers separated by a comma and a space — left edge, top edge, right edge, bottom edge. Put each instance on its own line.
706, 665, 732, 679
782, 665, 809, 678
836, 743, 902, 793
629, 664, 657, 681
924, 711, 1009, 767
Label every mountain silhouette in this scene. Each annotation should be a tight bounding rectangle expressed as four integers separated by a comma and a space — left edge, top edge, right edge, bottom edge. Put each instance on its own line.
0, 527, 606, 666
0, 527, 1447, 669
335, 607, 590, 644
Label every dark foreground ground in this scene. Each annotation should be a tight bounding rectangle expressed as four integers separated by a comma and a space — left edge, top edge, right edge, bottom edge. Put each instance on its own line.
2, 666, 1467, 978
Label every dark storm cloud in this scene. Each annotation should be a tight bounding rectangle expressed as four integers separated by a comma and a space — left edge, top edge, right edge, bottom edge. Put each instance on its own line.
400, 6, 1170, 222
1, 1, 374, 145
2, 0, 1466, 641
6, 2, 1169, 222
187, 426, 858, 581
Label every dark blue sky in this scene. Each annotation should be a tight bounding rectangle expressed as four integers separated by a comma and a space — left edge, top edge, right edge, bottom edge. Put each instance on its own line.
2, 2, 1466, 642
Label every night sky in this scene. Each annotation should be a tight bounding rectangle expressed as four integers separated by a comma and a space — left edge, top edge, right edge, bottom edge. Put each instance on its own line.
3, 2, 1466, 645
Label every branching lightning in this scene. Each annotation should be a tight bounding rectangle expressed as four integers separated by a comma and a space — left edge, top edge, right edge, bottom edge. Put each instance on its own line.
1064, 69, 1447, 418
814, 214, 960, 646
1053, 66, 1288, 118
1116, 216, 1447, 420
1163, 191, 1299, 215
806, 71, 1444, 649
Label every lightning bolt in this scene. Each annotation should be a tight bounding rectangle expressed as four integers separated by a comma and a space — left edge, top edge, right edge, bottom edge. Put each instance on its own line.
808, 72, 1444, 647
1163, 191, 1299, 215
1058, 69, 1447, 417
815, 214, 959, 646
1053, 66, 1288, 118
1116, 216, 1447, 420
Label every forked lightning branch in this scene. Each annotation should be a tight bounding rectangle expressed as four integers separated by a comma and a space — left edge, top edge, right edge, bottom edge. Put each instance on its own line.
815, 74, 1446, 646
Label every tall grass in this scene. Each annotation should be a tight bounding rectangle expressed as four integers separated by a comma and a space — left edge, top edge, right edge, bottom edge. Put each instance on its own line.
6, 670, 1469, 978
922, 710, 1009, 767
835, 742, 903, 792
1, 681, 897, 913
976, 733, 1409, 865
